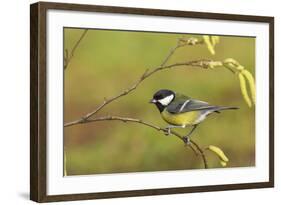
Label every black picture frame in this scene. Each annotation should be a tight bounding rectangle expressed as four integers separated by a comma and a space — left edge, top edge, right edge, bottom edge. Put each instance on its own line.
30, 1, 274, 202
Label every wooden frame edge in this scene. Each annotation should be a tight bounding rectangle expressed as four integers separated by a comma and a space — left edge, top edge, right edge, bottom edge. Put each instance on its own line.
37, 1, 274, 22
30, 2, 40, 202
269, 16, 274, 188
40, 182, 274, 202
30, 2, 48, 202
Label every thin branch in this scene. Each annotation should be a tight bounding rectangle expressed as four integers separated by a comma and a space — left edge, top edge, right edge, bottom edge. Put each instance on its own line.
64, 36, 210, 121
161, 36, 206, 67
77, 59, 211, 121
63, 37, 210, 169
190, 139, 208, 168
64, 115, 208, 168
160, 44, 181, 67
64, 29, 88, 69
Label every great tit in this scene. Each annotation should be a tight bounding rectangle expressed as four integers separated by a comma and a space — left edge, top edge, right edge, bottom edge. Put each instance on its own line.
149, 89, 238, 143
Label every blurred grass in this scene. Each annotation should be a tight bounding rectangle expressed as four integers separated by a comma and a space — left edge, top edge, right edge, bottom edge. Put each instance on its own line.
64, 28, 255, 175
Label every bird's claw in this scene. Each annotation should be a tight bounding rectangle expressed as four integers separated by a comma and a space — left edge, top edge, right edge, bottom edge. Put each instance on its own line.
183, 136, 191, 145
164, 127, 171, 136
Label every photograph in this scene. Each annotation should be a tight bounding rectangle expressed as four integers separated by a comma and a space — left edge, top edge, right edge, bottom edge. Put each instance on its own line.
63, 28, 256, 176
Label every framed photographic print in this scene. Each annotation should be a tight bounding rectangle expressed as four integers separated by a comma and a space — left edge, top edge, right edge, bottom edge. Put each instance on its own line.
30, 1, 274, 202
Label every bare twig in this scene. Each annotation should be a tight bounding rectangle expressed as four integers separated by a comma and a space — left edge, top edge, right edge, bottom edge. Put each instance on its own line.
76, 59, 211, 121
64, 37, 211, 169
160, 44, 181, 66
64, 29, 88, 69
64, 115, 208, 168
190, 140, 208, 168
64, 36, 211, 121
161, 36, 205, 67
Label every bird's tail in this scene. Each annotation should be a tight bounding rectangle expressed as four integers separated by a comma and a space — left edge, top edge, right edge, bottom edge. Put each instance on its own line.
218, 106, 239, 110
213, 106, 239, 113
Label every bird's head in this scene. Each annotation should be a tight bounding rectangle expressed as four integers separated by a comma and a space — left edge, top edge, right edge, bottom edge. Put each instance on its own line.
149, 89, 175, 112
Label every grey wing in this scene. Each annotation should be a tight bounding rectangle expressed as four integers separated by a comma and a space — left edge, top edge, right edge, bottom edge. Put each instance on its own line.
167, 99, 217, 114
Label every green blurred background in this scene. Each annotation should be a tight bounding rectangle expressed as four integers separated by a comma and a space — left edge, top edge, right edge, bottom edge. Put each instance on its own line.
64, 28, 255, 176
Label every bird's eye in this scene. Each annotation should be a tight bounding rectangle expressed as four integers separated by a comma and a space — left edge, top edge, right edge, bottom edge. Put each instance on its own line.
155, 94, 162, 100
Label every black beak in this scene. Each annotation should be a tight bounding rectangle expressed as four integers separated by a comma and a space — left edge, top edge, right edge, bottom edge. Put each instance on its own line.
149, 99, 157, 104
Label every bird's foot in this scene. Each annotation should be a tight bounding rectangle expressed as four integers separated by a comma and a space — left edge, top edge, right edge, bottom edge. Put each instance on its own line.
164, 127, 171, 136
183, 125, 197, 145
183, 136, 191, 145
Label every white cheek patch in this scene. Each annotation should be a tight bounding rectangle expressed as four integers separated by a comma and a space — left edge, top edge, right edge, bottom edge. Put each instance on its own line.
158, 94, 174, 106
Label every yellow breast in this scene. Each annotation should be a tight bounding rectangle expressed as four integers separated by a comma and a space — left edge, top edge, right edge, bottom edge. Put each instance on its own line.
161, 109, 201, 126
